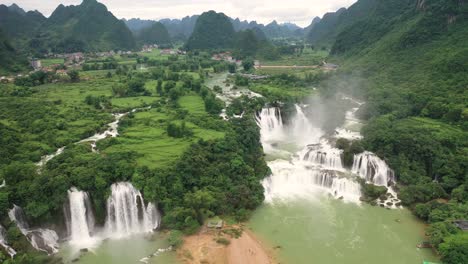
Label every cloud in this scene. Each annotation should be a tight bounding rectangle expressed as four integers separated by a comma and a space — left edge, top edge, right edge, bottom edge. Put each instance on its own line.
3, 0, 357, 27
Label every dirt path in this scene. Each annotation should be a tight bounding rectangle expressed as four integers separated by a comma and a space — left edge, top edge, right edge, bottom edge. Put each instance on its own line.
178, 226, 276, 264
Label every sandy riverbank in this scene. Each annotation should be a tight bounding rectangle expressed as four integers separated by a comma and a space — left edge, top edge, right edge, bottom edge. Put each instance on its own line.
177, 226, 276, 264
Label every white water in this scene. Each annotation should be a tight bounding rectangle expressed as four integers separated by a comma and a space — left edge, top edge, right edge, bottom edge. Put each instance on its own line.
300, 140, 344, 171
0, 224, 16, 257
258, 105, 362, 203
0, 179, 6, 188
66, 188, 97, 248
352, 151, 395, 187
105, 182, 160, 238
139, 246, 173, 264
8, 205, 59, 254
35, 147, 65, 167
36, 107, 151, 167
206, 73, 262, 120
258, 99, 401, 207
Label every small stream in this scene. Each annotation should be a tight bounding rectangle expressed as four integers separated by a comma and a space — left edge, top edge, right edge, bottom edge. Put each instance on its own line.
36, 106, 150, 168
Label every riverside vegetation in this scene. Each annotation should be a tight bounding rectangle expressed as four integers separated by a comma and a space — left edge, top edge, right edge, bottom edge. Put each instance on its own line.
0, 0, 467, 263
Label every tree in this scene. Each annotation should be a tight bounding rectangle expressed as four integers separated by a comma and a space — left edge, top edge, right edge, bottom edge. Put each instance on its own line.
439, 233, 468, 264
242, 58, 254, 71
67, 70, 80, 82
228, 63, 236, 73
156, 79, 163, 96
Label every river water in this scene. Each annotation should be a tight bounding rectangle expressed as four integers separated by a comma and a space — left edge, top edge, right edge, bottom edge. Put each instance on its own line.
249, 96, 439, 264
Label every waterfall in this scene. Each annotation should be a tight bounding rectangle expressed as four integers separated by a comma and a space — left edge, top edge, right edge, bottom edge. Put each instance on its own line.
0, 224, 16, 257
8, 205, 59, 254
301, 140, 344, 170
262, 159, 361, 203
257, 105, 362, 203
352, 152, 395, 186
66, 187, 96, 247
291, 104, 322, 145
256, 107, 284, 141
105, 182, 160, 238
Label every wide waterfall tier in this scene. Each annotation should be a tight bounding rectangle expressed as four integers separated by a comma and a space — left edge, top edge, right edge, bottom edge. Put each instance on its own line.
256, 105, 323, 153
352, 151, 395, 186
105, 182, 160, 238
301, 140, 344, 171
262, 159, 362, 203
65, 187, 96, 247
8, 205, 59, 254
256, 107, 284, 141
0, 224, 17, 257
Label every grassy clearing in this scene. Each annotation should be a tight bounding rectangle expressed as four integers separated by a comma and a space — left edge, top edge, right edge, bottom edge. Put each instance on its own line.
255, 67, 321, 76
261, 49, 328, 66
249, 83, 316, 100
178, 95, 206, 115
111, 96, 158, 109
137, 49, 170, 60
104, 108, 224, 168
41, 58, 65, 67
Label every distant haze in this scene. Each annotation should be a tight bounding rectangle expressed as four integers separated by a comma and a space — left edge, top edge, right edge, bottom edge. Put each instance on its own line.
3, 0, 357, 27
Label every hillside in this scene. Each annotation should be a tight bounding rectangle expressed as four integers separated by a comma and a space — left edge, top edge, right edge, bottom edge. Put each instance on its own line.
0, 28, 29, 74
185, 11, 235, 50
137, 22, 171, 45
314, 1, 468, 262
160, 15, 200, 41
39, 0, 135, 52
0, 4, 46, 40
307, 0, 413, 47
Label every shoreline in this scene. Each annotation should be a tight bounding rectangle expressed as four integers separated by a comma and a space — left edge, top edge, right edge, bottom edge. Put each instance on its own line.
177, 224, 277, 264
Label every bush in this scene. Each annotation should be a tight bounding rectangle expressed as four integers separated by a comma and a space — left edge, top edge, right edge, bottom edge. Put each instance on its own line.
216, 237, 230, 245
168, 230, 184, 248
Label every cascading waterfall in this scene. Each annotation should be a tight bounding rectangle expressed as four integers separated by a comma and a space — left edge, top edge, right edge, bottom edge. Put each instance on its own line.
352, 151, 395, 186
257, 104, 362, 203
291, 104, 323, 145
301, 140, 344, 171
105, 182, 160, 238
255, 107, 284, 141
0, 224, 16, 257
65, 187, 96, 247
8, 205, 59, 254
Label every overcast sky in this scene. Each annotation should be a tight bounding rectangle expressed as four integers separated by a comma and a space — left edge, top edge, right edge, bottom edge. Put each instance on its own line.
1, 0, 357, 27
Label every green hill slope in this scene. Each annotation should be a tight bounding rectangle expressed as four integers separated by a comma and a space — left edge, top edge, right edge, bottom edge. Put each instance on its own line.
315, 1, 468, 262
40, 0, 135, 52
0, 28, 29, 75
185, 11, 235, 50
137, 22, 171, 45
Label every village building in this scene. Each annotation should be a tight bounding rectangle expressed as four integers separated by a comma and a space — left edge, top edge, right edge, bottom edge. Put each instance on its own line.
65, 52, 85, 64
160, 49, 176, 55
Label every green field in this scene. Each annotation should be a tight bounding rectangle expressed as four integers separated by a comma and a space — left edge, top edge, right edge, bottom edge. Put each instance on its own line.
41, 58, 65, 67
261, 49, 328, 66
178, 95, 206, 115
111, 96, 157, 109
249, 83, 316, 101
103, 106, 224, 168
